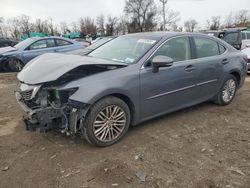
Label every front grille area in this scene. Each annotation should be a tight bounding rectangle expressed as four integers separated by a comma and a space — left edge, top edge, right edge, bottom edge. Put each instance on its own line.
20, 89, 33, 101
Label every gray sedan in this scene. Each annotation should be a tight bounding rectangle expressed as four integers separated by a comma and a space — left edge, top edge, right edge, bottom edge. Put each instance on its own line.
0, 36, 85, 71
16, 32, 247, 146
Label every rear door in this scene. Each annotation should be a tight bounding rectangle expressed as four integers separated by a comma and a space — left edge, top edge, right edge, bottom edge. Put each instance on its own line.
190, 36, 226, 101
22, 39, 56, 63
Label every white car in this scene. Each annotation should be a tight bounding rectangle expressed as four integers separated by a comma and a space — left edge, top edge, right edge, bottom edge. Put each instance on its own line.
242, 47, 250, 73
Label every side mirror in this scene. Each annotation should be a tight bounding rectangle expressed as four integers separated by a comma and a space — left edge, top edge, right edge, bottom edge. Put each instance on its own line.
152, 55, 174, 73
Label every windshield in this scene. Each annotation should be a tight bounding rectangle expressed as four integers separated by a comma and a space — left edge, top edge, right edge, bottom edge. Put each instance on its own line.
88, 37, 113, 50
88, 36, 158, 64
223, 33, 239, 44
14, 38, 35, 49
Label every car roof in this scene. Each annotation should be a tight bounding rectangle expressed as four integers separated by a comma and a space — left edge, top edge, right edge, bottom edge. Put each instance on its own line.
28, 36, 74, 41
124, 31, 211, 40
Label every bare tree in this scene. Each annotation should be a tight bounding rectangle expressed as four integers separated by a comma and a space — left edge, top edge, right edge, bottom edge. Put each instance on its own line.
207, 16, 221, 30
224, 12, 235, 28
159, 0, 167, 30
124, 0, 157, 32
60, 21, 70, 34
116, 16, 128, 35
234, 9, 249, 27
96, 14, 105, 34
105, 15, 118, 36
184, 19, 198, 32
79, 17, 96, 36
70, 21, 79, 32
7, 18, 21, 38
158, 0, 180, 30
47, 18, 58, 36
18, 14, 33, 37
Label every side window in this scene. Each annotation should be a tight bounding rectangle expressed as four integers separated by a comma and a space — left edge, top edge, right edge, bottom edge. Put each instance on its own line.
247, 33, 250, 39
223, 33, 239, 44
29, 40, 47, 50
46, 39, 55, 48
56, 39, 72, 46
241, 33, 246, 40
194, 37, 219, 58
219, 44, 226, 54
152, 37, 191, 62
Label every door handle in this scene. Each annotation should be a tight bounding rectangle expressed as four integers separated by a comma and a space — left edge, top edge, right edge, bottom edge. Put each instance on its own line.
185, 65, 195, 72
222, 59, 230, 65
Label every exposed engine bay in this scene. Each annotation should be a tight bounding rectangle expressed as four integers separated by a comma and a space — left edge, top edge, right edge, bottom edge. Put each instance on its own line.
15, 64, 124, 135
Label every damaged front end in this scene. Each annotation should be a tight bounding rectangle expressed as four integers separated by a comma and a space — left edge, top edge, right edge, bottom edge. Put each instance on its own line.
15, 83, 89, 135
15, 53, 127, 135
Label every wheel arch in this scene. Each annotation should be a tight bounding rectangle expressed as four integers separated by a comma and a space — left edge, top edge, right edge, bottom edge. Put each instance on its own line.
85, 93, 137, 126
229, 71, 241, 86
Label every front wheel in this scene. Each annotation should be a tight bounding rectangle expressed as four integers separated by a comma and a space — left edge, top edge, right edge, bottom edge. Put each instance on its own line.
8, 59, 24, 72
82, 96, 131, 147
214, 75, 238, 106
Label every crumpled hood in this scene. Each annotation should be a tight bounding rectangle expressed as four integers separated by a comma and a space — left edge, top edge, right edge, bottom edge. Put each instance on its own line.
17, 53, 127, 85
0, 46, 18, 55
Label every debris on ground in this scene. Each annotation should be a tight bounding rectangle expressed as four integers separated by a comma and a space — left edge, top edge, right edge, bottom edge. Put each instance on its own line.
2, 166, 9, 171
50, 155, 57, 159
228, 167, 245, 176
135, 171, 146, 182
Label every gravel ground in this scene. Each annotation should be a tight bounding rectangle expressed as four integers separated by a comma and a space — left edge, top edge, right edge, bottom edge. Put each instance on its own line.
0, 73, 250, 188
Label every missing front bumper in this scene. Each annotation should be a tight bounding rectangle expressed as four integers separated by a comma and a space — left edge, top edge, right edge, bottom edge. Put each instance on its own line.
16, 92, 88, 134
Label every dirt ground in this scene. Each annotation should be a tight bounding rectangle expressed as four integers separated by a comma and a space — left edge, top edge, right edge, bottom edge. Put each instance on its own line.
0, 73, 250, 188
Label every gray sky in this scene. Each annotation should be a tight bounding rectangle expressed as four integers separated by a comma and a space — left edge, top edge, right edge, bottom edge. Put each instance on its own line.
0, 0, 249, 28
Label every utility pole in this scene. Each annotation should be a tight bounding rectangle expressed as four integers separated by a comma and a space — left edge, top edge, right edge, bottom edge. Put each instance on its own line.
159, 0, 168, 31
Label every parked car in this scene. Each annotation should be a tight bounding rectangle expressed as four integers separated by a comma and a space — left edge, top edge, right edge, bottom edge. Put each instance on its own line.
242, 47, 250, 73
203, 28, 242, 50
0, 38, 18, 48
241, 31, 250, 49
72, 38, 91, 47
69, 36, 116, 56
15, 32, 247, 146
0, 36, 85, 72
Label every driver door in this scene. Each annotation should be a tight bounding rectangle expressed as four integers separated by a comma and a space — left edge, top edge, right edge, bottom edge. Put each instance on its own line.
140, 36, 198, 120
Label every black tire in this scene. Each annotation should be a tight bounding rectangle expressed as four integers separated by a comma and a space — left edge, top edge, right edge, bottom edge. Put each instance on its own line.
82, 96, 131, 147
8, 59, 24, 72
214, 75, 238, 106
1, 61, 10, 72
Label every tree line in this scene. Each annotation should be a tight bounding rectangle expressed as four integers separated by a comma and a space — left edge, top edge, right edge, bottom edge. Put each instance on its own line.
0, 0, 249, 39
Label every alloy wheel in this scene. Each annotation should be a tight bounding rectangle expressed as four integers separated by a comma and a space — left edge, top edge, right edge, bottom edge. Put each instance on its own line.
222, 79, 236, 103
93, 105, 127, 142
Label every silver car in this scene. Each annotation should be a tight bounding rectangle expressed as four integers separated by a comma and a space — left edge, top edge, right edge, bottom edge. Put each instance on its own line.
15, 32, 247, 146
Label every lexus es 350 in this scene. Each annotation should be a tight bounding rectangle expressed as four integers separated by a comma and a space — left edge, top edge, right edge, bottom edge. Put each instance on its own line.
15, 32, 247, 146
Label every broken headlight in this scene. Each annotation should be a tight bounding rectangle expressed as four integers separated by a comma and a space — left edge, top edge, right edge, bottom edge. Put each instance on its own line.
48, 87, 78, 107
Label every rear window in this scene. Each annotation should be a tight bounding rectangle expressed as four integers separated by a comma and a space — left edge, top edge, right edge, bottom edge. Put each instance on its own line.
193, 37, 220, 58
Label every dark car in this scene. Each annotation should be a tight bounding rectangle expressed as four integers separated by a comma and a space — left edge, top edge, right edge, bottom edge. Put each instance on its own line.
0, 36, 85, 72
0, 38, 18, 48
15, 32, 247, 146
203, 29, 242, 50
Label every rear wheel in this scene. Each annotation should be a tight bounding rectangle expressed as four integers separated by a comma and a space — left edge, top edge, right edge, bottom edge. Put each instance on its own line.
82, 96, 130, 147
214, 75, 238, 106
8, 59, 24, 72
